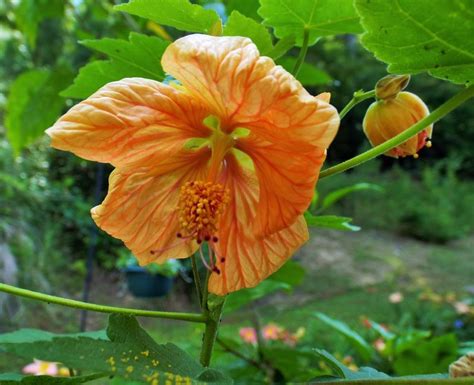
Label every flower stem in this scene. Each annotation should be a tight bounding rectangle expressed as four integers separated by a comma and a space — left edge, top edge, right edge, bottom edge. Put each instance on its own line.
320, 85, 474, 179
315, 378, 474, 385
339, 89, 376, 119
191, 254, 203, 307
293, 29, 310, 77
0, 282, 206, 323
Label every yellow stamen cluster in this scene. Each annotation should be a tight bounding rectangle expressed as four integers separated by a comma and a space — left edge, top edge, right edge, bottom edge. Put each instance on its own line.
178, 181, 230, 243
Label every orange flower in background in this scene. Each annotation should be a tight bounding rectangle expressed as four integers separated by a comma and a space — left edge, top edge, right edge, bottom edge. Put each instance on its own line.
47, 34, 339, 295
239, 327, 257, 345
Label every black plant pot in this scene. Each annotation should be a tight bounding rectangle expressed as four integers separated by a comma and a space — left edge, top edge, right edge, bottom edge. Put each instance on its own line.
124, 266, 174, 298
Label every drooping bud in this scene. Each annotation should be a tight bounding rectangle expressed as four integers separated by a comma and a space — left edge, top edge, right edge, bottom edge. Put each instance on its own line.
363, 91, 433, 158
375, 74, 410, 100
449, 353, 474, 378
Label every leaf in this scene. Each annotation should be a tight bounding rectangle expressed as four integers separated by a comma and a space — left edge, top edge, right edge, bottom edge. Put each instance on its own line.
62, 32, 169, 99
5, 67, 73, 154
115, 0, 221, 34
266, 35, 295, 60
320, 183, 383, 211
0, 373, 104, 384
304, 213, 361, 231
224, 11, 273, 56
355, 0, 474, 85
278, 57, 332, 86
224, 261, 304, 313
315, 313, 374, 362
258, 0, 363, 46
0, 315, 231, 384
368, 320, 395, 340
263, 347, 320, 382
14, 0, 64, 47
226, 0, 261, 21
0, 329, 107, 344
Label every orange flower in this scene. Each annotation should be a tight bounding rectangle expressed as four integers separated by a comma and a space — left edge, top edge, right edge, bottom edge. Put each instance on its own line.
46, 34, 339, 295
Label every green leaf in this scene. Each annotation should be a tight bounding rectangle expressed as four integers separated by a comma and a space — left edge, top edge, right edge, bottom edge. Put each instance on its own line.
315, 313, 374, 362
224, 260, 304, 313
258, 0, 363, 47
5, 67, 73, 154
62, 33, 169, 99
319, 182, 383, 211
14, 0, 64, 47
266, 36, 296, 60
115, 0, 221, 34
0, 373, 104, 384
304, 213, 361, 231
224, 11, 273, 56
355, 0, 474, 85
0, 329, 106, 344
278, 57, 332, 86
263, 347, 320, 382
0, 315, 231, 384
226, 0, 261, 21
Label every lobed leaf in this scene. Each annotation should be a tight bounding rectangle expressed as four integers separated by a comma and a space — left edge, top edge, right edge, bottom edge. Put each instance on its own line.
115, 0, 221, 34
258, 0, 363, 47
62, 32, 169, 99
355, 0, 474, 85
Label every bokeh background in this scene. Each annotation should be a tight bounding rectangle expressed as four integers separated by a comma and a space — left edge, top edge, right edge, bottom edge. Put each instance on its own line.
0, 0, 473, 382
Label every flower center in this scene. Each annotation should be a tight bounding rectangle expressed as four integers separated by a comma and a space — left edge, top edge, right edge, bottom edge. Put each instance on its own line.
178, 181, 230, 244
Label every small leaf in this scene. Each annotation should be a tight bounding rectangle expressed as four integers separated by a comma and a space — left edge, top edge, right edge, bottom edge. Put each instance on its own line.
0, 314, 231, 384
224, 11, 273, 56
0, 373, 104, 384
304, 213, 361, 232
5, 67, 73, 154
115, 0, 221, 34
315, 313, 374, 362
258, 0, 363, 47
266, 35, 295, 60
320, 182, 383, 211
355, 0, 474, 85
226, 0, 261, 21
278, 57, 332, 86
62, 33, 169, 99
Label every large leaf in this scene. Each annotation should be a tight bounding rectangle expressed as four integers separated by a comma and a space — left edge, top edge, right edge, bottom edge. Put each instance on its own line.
14, 0, 64, 47
223, 11, 273, 56
319, 182, 383, 211
224, 260, 305, 313
355, 0, 474, 85
115, 0, 221, 34
0, 315, 231, 384
226, 0, 261, 21
0, 373, 103, 384
304, 213, 361, 231
5, 67, 73, 154
278, 57, 332, 86
258, 0, 363, 47
315, 313, 374, 362
62, 32, 169, 99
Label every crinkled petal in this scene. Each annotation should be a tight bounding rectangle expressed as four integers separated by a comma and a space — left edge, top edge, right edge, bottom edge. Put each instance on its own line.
46, 78, 211, 169
237, 136, 326, 236
161, 34, 339, 148
92, 149, 210, 264
208, 154, 308, 295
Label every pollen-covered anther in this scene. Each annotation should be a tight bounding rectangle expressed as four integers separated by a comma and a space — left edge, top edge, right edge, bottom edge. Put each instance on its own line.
178, 181, 230, 242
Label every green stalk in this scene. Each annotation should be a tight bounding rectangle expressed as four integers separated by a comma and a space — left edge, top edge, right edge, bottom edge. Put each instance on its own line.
320, 85, 474, 179
191, 254, 203, 307
316, 378, 474, 385
0, 282, 206, 323
339, 89, 376, 119
292, 29, 310, 77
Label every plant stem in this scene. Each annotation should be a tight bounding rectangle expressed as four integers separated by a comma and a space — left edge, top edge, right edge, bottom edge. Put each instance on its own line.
339, 89, 376, 119
320, 85, 474, 179
199, 272, 225, 367
315, 378, 474, 385
191, 254, 202, 307
293, 29, 310, 77
0, 282, 206, 323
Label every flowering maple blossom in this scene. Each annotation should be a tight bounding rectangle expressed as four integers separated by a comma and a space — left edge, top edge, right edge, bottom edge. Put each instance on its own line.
47, 34, 339, 295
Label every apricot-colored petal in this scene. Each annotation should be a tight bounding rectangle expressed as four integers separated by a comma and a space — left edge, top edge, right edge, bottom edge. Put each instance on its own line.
91, 149, 210, 264
46, 78, 211, 169
237, 136, 326, 235
208, 154, 308, 295
162, 35, 339, 149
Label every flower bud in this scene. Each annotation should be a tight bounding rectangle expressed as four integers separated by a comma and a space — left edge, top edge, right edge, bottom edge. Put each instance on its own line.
375, 75, 410, 100
363, 91, 433, 158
